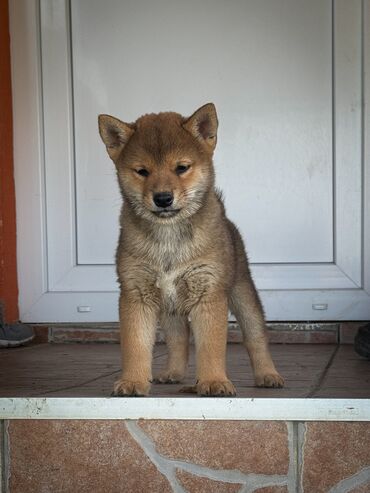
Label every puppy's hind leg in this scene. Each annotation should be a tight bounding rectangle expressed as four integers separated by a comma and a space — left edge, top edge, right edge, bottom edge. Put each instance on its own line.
230, 280, 284, 388
153, 314, 190, 384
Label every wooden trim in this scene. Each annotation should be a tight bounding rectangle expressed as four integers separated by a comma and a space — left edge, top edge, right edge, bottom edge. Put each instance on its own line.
0, 0, 19, 323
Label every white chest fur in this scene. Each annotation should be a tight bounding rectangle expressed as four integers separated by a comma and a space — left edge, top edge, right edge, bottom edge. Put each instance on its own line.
155, 270, 178, 311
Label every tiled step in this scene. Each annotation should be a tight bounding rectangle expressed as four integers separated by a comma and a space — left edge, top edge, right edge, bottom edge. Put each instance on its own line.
1, 342, 370, 492
1, 344, 370, 399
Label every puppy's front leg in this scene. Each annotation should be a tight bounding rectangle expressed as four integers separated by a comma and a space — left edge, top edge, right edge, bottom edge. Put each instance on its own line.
191, 296, 236, 396
112, 295, 158, 397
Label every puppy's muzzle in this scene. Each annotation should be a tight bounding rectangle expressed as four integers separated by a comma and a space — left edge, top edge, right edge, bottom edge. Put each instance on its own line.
153, 192, 174, 208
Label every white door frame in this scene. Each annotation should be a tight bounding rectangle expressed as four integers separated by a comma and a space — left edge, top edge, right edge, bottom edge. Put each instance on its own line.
10, 0, 370, 322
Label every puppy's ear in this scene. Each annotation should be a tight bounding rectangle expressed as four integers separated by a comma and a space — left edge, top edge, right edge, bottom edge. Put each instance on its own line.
183, 103, 218, 151
98, 114, 135, 162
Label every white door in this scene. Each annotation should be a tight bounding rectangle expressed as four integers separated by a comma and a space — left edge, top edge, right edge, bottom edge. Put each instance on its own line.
10, 0, 370, 322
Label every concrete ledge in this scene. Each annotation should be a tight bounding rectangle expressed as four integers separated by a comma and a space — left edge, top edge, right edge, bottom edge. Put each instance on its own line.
1, 397, 369, 421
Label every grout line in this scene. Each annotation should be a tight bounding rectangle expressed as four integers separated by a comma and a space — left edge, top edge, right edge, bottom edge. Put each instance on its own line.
125, 421, 288, 492
4, 422, 9, 493
0, 421, 9, 493
0, 342, 49, 355
328, 466, 370, 493
0, 421, 4, 493
297, 423, 307, 493
33, 369, 121, 397
306, 344, 340, 398
287, 421, 298, 493
32, 348, 168, 396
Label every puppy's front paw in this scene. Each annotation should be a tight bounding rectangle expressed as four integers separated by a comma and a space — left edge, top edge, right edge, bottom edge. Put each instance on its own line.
196, 379, 236, 397
152, 371, 184, 384
111, 379, 150, 397
255, 372, 284, 388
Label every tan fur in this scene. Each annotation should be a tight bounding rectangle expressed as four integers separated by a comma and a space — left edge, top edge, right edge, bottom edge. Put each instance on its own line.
99, 103, 284, 396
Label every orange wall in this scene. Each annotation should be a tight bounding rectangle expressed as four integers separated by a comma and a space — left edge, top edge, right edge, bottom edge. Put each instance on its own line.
0, 0, 19, 323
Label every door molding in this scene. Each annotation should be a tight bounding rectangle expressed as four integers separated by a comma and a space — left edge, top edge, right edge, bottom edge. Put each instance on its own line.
10, 0, 370, 321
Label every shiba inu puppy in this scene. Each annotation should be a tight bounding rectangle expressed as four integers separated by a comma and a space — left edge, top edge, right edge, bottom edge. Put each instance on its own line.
98, 103, 284, 396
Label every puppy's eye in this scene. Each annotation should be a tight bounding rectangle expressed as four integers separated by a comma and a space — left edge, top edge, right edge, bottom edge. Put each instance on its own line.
176, 164, 190, 175
136, 168, 149, 177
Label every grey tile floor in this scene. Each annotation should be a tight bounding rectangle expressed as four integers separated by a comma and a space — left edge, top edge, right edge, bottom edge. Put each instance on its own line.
0, 343, 369, 398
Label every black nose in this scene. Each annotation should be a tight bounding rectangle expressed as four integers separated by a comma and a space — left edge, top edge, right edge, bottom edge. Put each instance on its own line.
153, 192, 173, 208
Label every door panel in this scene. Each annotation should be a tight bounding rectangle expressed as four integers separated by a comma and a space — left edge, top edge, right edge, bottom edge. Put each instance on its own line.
71, 0, 333, 264
10, 0, 370, 322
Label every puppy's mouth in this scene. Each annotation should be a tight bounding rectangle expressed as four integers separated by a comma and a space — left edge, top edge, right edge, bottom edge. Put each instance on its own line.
151, 209, 181, 218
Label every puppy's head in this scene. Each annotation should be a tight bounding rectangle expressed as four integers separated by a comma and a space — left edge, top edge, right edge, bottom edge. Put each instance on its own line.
98, 103, 218, 223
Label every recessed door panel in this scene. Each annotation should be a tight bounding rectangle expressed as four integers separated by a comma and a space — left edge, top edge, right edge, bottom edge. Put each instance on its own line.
71, 0, 333, 264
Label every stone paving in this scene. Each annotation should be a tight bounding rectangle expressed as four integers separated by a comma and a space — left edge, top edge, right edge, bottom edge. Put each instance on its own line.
4, 419, 370, 492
